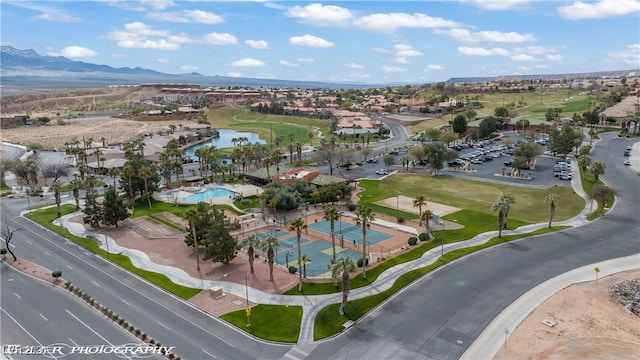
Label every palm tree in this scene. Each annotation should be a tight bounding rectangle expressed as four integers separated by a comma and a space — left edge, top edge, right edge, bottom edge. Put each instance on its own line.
301, 254, 312, 278
240, 234, 261, 274
288, 217, 307, 291
139, 165, 154, 209
184, 208, 201, 272
491, 198, 509, 237
307, 130, 314, 147
332, 256, 357, 310
323, 205, 340, 261
260, 234, 279, 281
70, 176, 82, 210
420, 209, 434, 239
591, 160, 606, 183
497, 192, 515, 229
326, 258, 338, 287
355, 205, 375, 279
545, 193, 560, 228
50, 181, 63, 218
413, 195, 428, 225
122, 164, 135, 215
577, 154, 591, 173
107, 167, 120, 188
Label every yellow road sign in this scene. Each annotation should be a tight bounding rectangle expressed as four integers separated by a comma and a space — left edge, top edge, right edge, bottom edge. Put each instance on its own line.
594, 267, 600, 273
246, 307, 251, 316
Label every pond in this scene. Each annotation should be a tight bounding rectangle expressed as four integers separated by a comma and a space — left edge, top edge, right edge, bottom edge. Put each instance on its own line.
185, 129, 266, 161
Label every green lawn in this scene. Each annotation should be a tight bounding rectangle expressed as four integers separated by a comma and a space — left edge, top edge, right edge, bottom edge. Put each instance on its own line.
220, 304, 302, 343
363, 175, 584, 224
206, 105, 328, 146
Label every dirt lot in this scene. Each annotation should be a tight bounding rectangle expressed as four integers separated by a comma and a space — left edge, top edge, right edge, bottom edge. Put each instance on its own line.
494, 270, 640, 360
1, 117, 184, 150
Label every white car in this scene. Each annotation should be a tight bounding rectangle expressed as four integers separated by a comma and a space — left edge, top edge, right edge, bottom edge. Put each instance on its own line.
375, 170, 389, 175
623, 160, 631, 166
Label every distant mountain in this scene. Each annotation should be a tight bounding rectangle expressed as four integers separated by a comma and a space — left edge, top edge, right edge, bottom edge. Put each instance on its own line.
0, 46, 372, 90
446, 70, 639, 85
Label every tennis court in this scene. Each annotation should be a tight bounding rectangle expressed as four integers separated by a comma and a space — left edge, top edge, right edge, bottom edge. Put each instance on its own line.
241, 229, 290, 242
275, 238, 361, 277
308, 220, 393, 246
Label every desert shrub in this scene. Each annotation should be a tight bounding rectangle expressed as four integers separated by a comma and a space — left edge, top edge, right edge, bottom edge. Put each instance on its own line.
288, 266, 297, 274
408, 237, 418, 246
418, 233, 429, 242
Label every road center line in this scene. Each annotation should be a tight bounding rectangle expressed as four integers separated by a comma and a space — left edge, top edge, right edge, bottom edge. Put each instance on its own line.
91, 280, 100, 287
121, 299, 131, 306
66, 265, 73, 270
158, 321, 170, 330
44, 251, 51, 256
14, 293, 21, 299
40, 313, 48, 321
202, 349, 217, 358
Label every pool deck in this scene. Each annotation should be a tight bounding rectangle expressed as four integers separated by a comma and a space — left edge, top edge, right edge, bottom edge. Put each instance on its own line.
156, 183, 263, 207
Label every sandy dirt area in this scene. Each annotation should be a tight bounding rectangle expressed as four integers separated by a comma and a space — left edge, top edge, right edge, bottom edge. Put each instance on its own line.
494, 270, 640, 360
1, 117, 181, 150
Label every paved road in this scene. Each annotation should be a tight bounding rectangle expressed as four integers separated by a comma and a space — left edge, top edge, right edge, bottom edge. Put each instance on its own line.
1, 269, 163, 360
0, 210, 292, 360
306, 133, 640, 359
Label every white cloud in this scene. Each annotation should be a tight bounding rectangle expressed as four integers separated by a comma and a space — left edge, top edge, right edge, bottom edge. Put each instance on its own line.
353, 13, 459, 33
49, 46, 98, 58
382, 66, 406, 73
34, 13, 80, 22
227, 72, 243, 77
607, 43, 640, 65
245, 40, 269, 50
157, 58, 169, 63
437, 28, 536, 43
344, 62, 364, 69
180, 65, 199, 71
289, 34, 334, 47
7, 1, 80, 22
297, 58, 315, 63
545, 54, 564, 61
147, 10, 224, 24
458, 46, 509, 56
280, 60, 300, 67
111, 54, 126, 59
558, 0, 640, 19
372, 47, 392, 54
230, 58, 265, 67
425, 64, 443, 71
394, 57, 410, 64
511, 54, 537, 62
140, 0, 175, 11
394, 44, 423, 57
203, 32, 238, 45
286, 3, 353, 26
460, 0, 532, 10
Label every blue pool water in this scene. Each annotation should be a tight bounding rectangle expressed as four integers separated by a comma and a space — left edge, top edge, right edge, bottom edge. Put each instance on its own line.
185, 188, 237, 202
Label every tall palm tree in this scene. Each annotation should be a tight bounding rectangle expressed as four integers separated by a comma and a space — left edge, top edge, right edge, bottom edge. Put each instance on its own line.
301, 254, 312, 278
107, 167, 120, 188
122, 164, 135, 215
139, 166, 154, 209
591, 160, 606, 183
413, 195, 428, 225
70, 175, 82, 210
240, 234, 261, 274
545, 193, 560, 228
184, 208, 201, 272
323, 205, 340, 261
355, 205, 375, 279
326, 258, 338, 287
420, 209, 434, 239
497, 192, 515, 229
288, 217, 307, 291
50, 181, 63, 218
260, 234, 279, 281
332, 256, 357, 310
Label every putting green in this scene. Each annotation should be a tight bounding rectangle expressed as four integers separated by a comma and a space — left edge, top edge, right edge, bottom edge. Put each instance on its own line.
321, 245, 347, 256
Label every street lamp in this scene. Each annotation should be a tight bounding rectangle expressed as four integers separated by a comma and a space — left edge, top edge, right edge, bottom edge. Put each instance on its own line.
223, 271, 251, 327
440, 219, 445, 259
396, 194, 400, 218
285, 250, 293, 268
339, 211, 344, 247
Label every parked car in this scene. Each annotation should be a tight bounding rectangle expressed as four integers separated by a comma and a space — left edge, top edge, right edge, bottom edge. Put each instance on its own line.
471, 158, 484, 165
623, 160, 631, 166
375, 169, 389, 175
504, 160, 513, 166
560, 173, 572, 180
624, 151, 631, 156
366, 158, 379, 163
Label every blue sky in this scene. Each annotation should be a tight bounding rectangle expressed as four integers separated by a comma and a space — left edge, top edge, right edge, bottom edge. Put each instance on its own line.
1, 0, 639, 84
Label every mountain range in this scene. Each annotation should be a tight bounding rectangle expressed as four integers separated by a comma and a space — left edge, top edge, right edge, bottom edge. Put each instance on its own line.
1, 46, 638, 92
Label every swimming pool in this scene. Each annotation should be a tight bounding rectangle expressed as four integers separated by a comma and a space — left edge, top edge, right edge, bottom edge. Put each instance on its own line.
185, 188, 237, 202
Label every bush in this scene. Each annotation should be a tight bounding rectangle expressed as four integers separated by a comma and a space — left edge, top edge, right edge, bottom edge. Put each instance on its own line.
418, 233, 429, 242
397, 217, 404, 223
288, 266, 297, 274
240, 198, 251, 205
356, 257, 369, 267
347, 204, 357, 211
0, 248, 7, 255
408, 237, 418, 246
